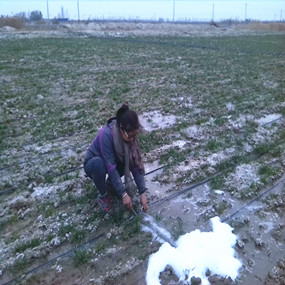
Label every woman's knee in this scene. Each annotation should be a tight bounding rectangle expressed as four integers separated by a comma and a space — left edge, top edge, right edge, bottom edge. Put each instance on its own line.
84, 156, 106, 178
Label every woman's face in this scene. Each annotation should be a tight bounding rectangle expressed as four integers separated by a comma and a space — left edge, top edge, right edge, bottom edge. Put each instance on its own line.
120, 128, 139, 142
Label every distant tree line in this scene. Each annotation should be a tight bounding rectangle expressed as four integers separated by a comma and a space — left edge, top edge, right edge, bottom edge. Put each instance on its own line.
2, 10, 43, 22
30, 11, 43, 21
0, 10, 43, 29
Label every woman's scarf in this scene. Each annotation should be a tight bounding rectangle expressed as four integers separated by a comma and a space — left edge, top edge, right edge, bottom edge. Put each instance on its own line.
111, 121, 145, 197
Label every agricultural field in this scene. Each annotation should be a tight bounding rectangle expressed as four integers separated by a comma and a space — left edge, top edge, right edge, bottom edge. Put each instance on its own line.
0, 21, 285, 284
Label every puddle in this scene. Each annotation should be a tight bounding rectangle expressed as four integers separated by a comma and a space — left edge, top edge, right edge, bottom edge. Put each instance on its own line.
256, 113, 282, 126
139, 111, 176, 132
144, 161, 174, 200
145, 140, 188, 163
259, 221, 274, 234
246, 205, 264, 212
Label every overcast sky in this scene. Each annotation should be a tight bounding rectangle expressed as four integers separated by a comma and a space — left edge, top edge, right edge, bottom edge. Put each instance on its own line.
1, 0, 284, 21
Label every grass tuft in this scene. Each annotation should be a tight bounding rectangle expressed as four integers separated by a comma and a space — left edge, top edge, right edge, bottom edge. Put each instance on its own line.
14, 238, 41, 253
73, 249, 91, 267
95, 241, 107, 255
122, 215, 142, 240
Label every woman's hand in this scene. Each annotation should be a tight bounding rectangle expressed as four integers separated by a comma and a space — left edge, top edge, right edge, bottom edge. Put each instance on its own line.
122, 193, 133, 210
140, 193, 148, 212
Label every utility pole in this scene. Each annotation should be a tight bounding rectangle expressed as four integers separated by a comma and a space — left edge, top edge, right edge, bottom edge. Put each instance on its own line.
77, 0, 80, 21
173, 0, 175, 23
245, 3, 247, 21
281, 9, 283, 22
46, 0, 49, 20
212, 4, 215, 22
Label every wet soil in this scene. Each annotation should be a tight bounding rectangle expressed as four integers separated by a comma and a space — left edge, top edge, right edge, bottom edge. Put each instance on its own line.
143, 175, 285, 285
4, 173, 284, 285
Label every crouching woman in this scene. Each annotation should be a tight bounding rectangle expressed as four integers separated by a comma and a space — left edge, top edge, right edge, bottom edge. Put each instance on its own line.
84, 103, 148, 213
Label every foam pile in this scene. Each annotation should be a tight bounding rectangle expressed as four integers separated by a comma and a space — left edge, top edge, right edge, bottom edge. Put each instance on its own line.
146, 216, 242, 285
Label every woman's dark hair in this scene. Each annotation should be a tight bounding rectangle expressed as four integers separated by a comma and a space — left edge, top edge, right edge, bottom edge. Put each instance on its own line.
116, 103, 140, 132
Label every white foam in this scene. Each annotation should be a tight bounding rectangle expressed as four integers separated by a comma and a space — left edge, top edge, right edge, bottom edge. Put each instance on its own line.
146, 216, 242, 285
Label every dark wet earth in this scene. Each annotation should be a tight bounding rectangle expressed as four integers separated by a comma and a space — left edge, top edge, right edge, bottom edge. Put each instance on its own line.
127, 174, 285, 285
